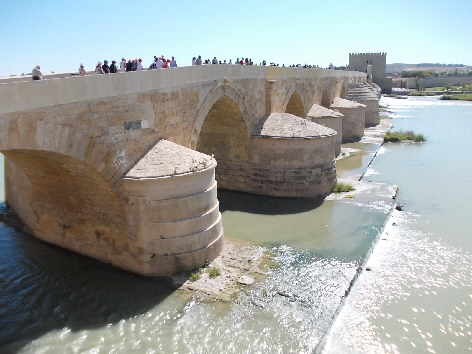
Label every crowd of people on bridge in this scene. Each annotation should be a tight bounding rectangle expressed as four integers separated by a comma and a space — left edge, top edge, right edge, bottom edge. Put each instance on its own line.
31, 54, 346, 80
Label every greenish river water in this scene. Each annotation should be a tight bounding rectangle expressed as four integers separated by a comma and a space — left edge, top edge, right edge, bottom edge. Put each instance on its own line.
0, 96, 470, 353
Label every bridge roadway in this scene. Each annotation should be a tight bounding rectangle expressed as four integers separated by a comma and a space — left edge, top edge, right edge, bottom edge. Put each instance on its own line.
0, 65, 368, 275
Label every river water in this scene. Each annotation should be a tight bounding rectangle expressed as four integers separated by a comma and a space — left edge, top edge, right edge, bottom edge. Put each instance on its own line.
0, 96, 471, 353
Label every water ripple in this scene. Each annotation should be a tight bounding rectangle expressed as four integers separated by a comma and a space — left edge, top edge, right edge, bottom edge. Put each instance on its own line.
322, 210, 472, 353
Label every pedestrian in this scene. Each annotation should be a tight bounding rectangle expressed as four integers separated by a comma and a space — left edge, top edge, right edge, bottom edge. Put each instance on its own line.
120, 58, 126, 72
170, 56, 177, 67
136, 59, 143, 71
126, 60, 133, 72
78, 63, 87, 76
102, 60, 110, 73
109, 60, 118, 73
155, 56, 163, 69
95, 62, 104, 74
32, 65, 42, 80
196, 55, 202, 65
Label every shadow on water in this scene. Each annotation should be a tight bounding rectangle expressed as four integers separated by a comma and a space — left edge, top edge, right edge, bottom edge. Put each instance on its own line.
0, 203, 175, 352
217, 189, 325, 215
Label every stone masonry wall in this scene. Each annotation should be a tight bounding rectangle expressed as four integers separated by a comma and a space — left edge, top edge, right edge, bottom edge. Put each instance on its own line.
0, 66, 366, 274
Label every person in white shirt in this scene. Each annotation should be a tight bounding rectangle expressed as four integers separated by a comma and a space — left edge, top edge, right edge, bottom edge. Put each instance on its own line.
136, 59, 143, 71
120, 58, 126, 73
94, 62, 104, 74
78, 63, 87, 76
32, 65, 42, 80
155, 57, 163, 69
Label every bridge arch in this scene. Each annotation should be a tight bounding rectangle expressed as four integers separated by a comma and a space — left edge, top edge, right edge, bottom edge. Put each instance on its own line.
283, 83, 306, 117
3, 149, 127, 240
0, 120, 128, 239
190, 83, 251, 149
340, 84, 347, 99
321, 90, 331, 108
194, 92, 250, 191
0, 120, 122, 184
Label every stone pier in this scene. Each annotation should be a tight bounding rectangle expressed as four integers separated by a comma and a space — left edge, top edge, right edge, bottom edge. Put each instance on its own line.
331, 97, 366, 142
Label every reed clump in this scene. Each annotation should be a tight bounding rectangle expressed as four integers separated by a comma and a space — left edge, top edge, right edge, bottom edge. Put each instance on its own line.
384, 130, 426, 143
332, 182, 354, 193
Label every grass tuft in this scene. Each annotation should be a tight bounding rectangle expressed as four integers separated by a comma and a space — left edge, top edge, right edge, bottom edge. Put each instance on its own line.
207, 267, 220, 278
384, 130, 426, 143
189, 272, 201, 282
332, 182, 354, 193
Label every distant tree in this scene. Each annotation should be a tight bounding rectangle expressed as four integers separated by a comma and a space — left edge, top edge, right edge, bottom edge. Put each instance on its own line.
461, 81, 467, 92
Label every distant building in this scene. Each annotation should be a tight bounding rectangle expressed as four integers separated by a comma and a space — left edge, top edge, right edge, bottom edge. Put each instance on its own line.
349, 52, 392, 93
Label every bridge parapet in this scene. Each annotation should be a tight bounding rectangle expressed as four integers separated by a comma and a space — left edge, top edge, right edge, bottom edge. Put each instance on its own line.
0, 65, 365, 115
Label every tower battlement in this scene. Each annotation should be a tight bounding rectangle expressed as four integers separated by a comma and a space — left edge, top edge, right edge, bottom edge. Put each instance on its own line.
349, 52, 387, 90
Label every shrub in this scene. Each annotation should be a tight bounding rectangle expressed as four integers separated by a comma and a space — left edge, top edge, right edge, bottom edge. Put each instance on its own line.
384, 130, 426, 143
207, 267, 220, 278
189, 272, 201, 282
332, 182, 354, 193
414, 134, 426, 142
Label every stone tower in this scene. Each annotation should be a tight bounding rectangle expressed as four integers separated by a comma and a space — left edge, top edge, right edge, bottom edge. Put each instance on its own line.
349, 52, 388, 90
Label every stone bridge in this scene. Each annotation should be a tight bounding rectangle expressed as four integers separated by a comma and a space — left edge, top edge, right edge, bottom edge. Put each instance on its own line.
0, 65, 373, 275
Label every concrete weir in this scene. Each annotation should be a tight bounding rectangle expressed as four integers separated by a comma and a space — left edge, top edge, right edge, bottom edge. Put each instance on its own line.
0, 65, 378, 275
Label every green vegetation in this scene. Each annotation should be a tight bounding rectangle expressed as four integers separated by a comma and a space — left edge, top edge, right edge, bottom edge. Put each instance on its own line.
400, 71, 435, 78
407, 91, 437, 96
423, 85, 471, 92
441, 94, 472, 101
384, 130, 426, 143
424, 86, 446, 91
207, 267, 220, 278
189, 272, 201, 282
332, 182, 354, 193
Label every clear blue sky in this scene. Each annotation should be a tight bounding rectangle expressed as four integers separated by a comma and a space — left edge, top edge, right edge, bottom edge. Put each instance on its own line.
1, 0, 471, 77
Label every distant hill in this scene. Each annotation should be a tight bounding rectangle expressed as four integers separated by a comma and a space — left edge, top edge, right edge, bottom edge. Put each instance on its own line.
386, 63, 472, 74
